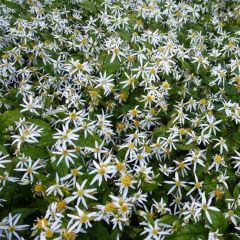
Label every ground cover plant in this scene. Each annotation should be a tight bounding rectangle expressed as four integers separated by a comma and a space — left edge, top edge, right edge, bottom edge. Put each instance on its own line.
0, 0, 240, 239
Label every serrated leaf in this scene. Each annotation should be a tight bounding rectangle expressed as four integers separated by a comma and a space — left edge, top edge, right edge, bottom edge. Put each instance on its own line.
209, 210, 228, 233
51, 160, 69, 177
152, 125, 167, 141
0, 110, 23, 132
166, 224, 207, 240
233, 184, 240, 199
81, 0, 97, 13
21, 146, 49, 159
12, 208, 37, 222
176, 142, 195, 151
77, 132, 102, 148
159, 215, 178, 225
141, 181, 159, 192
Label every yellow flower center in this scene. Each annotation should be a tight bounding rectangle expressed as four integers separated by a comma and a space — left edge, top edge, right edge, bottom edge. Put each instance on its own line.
130, 109, 138, 116
127, 55, 135, 62
46, 229, 54, 238
80, 214, 89, 223
90, 90, 98, 97
202, 204, 208, 210
71, 169, 79, 176
179, 128, 185, 135
36, 218, 48, 229
178, 162, 185, 169
23, 129, 30, 136
63, 150, 68, 156
81, 38, 87, 45
152, 229, 159, 235
214, 189, 222, 199
105, 202, 115, 212
146, 95, 154, 101
128, 143, 135, 150
128, 77, 135, 84
116, 122, 125, 130
144, 145, 151, 153
77, 189, 84, 196
214, 154, 223, 163
175, 181, 181, 187
9, 226, 16, 232
116, 162, 124, 171
162, 81, 170, 89
57, 200, 67, 211
120, 204, 128, 212
69, 112, 77, 120
121, 175, 132, 187
113, 48, 120, 54
195, 182, 202, 189
63, 230, 76, 240
98, 166, 106, 175
34, 183, 43, 192
27, 167, 33, 174
199, 98, 207, 105
119, 92, 127, 100
75, 63, 83, 70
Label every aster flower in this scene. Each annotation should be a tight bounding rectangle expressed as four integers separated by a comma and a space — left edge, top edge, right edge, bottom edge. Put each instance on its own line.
65, 180, 97, 208
0, 213, 29, 240
196, 192, 220, 224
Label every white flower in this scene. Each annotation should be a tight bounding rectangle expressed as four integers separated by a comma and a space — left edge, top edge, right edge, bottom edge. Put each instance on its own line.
46, 173, 65, 197
196, 192, 220, 224
65, 59, 93, 75
0, 213, 29, 240
95, 72, 114, 96
53, 123, 79, 147
110, 47, 125, 63
0, 152, 11, 168
14, 158, 43, 183
67, 206, 97, 231
232, 150, 240, 172
89, 159, 112, 186
20, 95, 43, 115
65, 179, 97, 208
192, 55, 210, 70
115, 174, 136, 197
11, 123, 43, 150
201, 115, 222, 136
140, 220, 171, 240
208, 154, 226, 171
52, 146, 78, 168
164, 172, 187, 197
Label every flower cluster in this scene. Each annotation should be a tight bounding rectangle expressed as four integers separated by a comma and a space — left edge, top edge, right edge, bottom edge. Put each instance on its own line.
0, 0, 240, 239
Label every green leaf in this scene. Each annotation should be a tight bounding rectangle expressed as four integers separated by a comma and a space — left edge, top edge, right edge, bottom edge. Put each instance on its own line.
152, 125, 167, 141
103, 61, 121, 74
91, 222, 110, 240
127, 226, 142, 239
80, 0, 97, 13
0, 144, 8, 155
118, 30, 132, 42
176, 142, 195, 151
12, 208, 37, 222
21, 146, 49, 159
159, 215, 178, 225
0, 110, 23, 132
51, 159, 69, 177
166, 224, 207, 240
233, 184, 240, 199
77, 132, 102, 148
209, 210, 228, 233
141, 181, 159, 192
